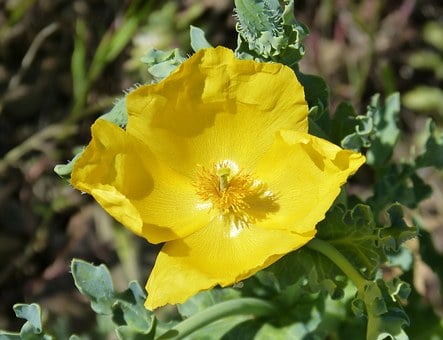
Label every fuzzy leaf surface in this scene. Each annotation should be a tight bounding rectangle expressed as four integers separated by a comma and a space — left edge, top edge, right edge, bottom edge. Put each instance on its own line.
71, 259, 115, 314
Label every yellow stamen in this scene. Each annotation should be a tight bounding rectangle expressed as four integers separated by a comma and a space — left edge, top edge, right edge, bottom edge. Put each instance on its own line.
195, 161, 277, 228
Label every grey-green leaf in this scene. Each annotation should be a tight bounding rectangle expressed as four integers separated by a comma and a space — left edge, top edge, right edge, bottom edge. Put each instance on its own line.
190, 25, 212, 52
71, 259, 115, 314
366, 92, 401, 168
112, 281, 154, 333
14, 304, 43, 334
100, 97, 128, 128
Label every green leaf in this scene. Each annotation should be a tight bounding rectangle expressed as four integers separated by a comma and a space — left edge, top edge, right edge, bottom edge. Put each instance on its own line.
317, 204, 380, 280
330, 102, 359, 146
160, 298, 275, 340
234, 0, 308, 66
55, 95, 128, 180
269, 247, 347, 299
140, 48, 185, 81
112, 281, 155, 334
377, 204, 417, 253
71, 259, 115, 314
415, 119, 443, 169
190, 25, 212, 52
254, 316, 321, 340
340, 113, 374, 151
369, 164, 432, 213
352, 279, 410, 340
0, 303, 53, 340
184, 315, 250, 340
14, 304, 43, 337
100, 97, 128, 128
115, 326, 155, 340
222, 286, 325, 339
297, 72, 329, 118
296, 72, 330, 139
177, 288, 241, 318
54, 148, 84, 180
366, 92, 401, 168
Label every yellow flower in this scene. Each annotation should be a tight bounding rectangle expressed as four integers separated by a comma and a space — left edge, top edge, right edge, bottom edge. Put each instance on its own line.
71, 46, 365, 310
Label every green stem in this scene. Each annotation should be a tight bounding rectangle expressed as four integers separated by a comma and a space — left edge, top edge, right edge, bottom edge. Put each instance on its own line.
157, 298, 276, 340
306, 238, 367, 290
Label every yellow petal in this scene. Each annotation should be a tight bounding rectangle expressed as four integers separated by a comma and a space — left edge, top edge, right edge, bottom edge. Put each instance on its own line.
145, 216, 315, 309
126, 46, 308, 177
71, 119, 211, 243
255, 130, 365, 234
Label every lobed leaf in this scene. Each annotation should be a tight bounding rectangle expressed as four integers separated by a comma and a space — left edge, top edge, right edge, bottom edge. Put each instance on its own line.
316, 204, 380, 280
234, 0, 308, 66
71, 259, 115, 315
268, 247, 347, 299
140, 48, 185, 81
369, 163, 432, 214
378, 204, 417, 253
0, 303, 53, 340
112, 281, 155, 334
352, 279, 410, 340
365, 93, 401, 168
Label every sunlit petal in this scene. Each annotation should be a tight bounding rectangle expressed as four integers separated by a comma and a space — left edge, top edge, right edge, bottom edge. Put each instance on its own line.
71, 119, 211, 244
145, 215, 315, 309
126, 46, 308, 177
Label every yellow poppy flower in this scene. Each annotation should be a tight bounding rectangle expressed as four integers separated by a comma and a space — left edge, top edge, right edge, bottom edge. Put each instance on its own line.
71, 46, 365, 310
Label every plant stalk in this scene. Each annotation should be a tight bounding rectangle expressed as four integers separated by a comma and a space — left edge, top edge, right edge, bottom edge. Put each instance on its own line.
306, 238, 367, 290
157, 298, 276, 340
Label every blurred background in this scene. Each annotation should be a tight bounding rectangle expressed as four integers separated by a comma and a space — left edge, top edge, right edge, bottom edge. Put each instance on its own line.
0, 0, 442, 337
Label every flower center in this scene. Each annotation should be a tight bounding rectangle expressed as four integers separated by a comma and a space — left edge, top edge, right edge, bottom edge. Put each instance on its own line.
195, 160, 277, 229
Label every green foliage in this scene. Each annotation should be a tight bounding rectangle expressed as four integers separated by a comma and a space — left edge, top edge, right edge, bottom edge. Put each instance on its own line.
317, 204, 380, 280
71, 260, 155, 339
71, 259, 115, 314
366, 118, 443, 215
54, 96, 128, 180
70, 1, 154, 119
234, 0, 308, 66
53, 148, 84, 180
337, 92, 401, 169
365, 93, 401, 168
140, 48, 186, 82
352, 279, 410, 340
0, 303, 53, 340
100, 97, 128, 129
171, 289, 249, 339
378, 204, 418, 253
189, 25, 212, 52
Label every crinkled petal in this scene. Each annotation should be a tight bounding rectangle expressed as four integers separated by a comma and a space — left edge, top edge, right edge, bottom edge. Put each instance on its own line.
71, 119, 211, 243
145, 216, 315, 309
254, 130, 365, 234
126, 46, 308, 177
